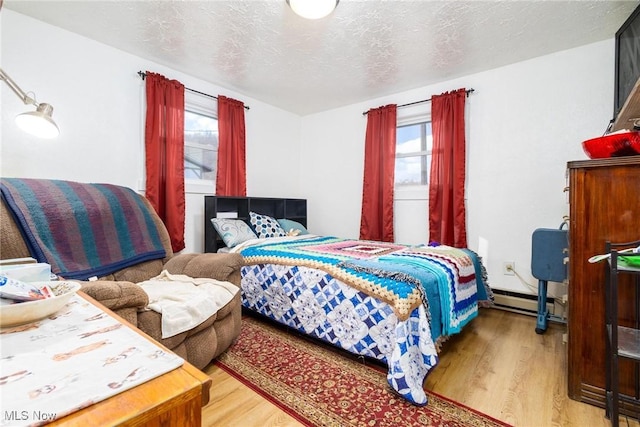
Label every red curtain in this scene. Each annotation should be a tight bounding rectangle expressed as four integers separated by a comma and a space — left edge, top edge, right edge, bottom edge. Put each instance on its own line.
144, 72, 186, 252
429, 88, 467, 247
359, 104, 397, 242
216, 95, 247, 196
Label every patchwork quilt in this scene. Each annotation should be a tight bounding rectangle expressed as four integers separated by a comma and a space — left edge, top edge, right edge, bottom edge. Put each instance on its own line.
233, 235, 492, 406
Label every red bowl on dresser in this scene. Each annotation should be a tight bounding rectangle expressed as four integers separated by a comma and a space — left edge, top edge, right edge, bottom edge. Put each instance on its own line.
582, 131, 640, 159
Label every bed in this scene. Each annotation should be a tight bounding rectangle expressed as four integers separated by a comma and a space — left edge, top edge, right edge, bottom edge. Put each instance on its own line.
204, 196, 494, 406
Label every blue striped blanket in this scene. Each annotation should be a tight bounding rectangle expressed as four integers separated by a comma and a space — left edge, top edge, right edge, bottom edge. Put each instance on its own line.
1, 178, 166, 280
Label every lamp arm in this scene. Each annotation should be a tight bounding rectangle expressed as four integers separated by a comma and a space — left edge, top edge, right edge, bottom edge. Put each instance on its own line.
0, 67, 38, 107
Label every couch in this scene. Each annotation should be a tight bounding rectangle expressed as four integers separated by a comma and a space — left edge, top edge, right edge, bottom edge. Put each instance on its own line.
0, 180, 243, 370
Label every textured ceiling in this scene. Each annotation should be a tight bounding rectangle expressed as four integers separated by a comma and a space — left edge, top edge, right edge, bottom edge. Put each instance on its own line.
4, 0, 640, 115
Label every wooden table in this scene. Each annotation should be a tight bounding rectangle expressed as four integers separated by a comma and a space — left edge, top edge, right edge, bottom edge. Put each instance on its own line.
38, 292, 211, 427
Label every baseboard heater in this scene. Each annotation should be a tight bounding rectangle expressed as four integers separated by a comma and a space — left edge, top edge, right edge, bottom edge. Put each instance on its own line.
492, 289, 555, 317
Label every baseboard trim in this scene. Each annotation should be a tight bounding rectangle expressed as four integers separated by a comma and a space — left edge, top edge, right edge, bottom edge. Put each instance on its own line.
492, 289, 554, 317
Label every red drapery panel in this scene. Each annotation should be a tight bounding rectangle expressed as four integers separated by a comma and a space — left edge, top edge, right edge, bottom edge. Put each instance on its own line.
359, 104, 397, 242
144, 72, 186, 252
216, 95, 247, 196
429, 88, 467, 247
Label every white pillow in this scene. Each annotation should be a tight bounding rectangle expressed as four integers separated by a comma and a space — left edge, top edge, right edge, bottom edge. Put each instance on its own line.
249, 211, 287, 238
211, 218, 257, 248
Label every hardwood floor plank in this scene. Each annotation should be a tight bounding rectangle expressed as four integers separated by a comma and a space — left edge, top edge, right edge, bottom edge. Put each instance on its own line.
203, 366, 304, 427
202, 308, 640, 427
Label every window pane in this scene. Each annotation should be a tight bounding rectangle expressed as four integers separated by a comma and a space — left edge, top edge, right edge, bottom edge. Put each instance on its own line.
185, 146, 217, 180
394, 155, 429, 186
396, 123, 422, 154
424, 122, 432, 151
184, 110, 218, 181
395, 121, 431, 186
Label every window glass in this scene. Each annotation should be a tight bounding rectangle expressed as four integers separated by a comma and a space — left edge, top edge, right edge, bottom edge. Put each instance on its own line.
184, 109, 218, 181
395, 121, 431, 186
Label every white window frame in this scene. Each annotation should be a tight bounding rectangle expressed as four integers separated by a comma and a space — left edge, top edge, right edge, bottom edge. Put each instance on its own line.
395, 112, 431, 201
184, 92, 218, 195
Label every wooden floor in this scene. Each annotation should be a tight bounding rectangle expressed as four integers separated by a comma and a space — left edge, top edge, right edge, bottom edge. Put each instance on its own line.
202, 308, 640, 427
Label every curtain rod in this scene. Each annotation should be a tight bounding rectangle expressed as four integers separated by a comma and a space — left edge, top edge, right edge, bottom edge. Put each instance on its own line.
137, 71, 250, 110
361, 88, 475, 115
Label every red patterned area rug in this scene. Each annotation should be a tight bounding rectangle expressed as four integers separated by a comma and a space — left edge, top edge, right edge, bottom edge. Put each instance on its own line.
215, 316, 511, 427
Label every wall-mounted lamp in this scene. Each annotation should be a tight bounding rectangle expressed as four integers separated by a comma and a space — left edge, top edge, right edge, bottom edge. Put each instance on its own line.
286, 0, 339, 19
0, 67, 59, 139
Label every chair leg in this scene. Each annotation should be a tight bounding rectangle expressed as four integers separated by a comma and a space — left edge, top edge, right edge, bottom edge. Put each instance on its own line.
535, 280, 548, 334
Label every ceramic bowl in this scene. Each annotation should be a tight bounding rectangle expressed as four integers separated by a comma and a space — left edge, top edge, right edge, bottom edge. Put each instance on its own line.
0, 281, 81, 328
582, 131, 640, 159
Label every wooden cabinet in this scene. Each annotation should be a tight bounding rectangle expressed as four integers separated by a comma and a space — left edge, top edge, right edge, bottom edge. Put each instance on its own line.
567, 157, 640, 415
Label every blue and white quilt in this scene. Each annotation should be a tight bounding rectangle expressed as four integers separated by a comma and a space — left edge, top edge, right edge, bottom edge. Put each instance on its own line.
231, 235, 493, 406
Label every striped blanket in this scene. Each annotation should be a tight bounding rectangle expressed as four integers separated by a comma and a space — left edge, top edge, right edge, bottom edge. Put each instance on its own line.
1, 178, 166, 280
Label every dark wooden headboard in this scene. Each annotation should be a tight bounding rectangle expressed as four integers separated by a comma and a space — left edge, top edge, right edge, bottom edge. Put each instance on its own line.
204, 196, 307, 253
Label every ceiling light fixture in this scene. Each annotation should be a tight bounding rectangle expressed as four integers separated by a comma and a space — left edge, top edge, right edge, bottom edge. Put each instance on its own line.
0, 67, 59, 139
286, 0, 339, 20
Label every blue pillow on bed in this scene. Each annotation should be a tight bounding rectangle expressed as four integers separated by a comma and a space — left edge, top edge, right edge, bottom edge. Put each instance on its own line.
277, 219, 309, 235
210, 218, 257, 248
249, 212, 287, 238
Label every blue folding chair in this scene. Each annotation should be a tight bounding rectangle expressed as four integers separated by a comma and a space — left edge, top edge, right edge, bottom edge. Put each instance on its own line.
531, 223, 568, 334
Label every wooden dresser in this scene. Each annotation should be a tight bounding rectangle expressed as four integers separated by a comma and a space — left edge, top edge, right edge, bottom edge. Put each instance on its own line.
567, 157, 640, 413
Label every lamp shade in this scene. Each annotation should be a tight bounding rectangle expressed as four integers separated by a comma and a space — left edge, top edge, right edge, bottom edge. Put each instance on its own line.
287, 0, 338, 19
15, 103, 60, 139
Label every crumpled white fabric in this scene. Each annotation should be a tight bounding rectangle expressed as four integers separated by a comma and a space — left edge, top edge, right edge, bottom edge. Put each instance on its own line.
138, 270, 239, 338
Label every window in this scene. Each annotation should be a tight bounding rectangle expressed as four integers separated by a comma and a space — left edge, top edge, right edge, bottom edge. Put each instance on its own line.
183, 91, 219, 188
184, 109, 218, 181
395, 121, 432, 186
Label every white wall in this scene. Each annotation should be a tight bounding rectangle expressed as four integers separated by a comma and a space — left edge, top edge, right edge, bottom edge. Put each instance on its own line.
1, 10, 302, 254
300, 40, 614, 298
2, 10, 616, 299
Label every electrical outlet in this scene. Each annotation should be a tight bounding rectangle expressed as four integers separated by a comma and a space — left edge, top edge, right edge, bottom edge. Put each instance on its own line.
503, 261, 515, 275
